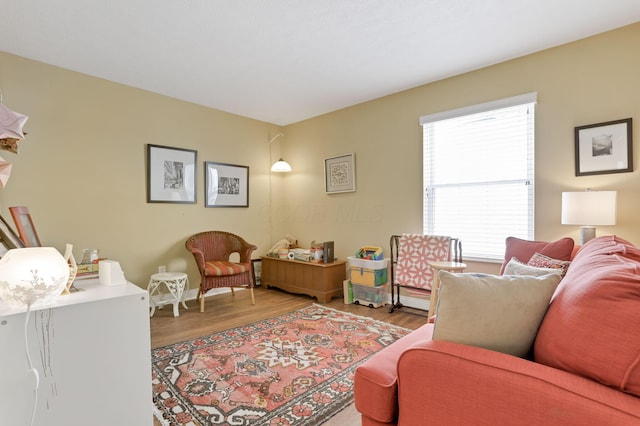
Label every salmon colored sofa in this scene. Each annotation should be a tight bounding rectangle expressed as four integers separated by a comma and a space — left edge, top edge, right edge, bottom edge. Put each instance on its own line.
354, 235, 640, 425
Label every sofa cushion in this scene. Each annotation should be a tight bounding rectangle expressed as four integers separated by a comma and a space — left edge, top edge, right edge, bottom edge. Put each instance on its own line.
535, 236, 640, 397
354, 323, 434, 423
503, 257, 562, 277
433, 271, 561, 357
500, 237, 574, 274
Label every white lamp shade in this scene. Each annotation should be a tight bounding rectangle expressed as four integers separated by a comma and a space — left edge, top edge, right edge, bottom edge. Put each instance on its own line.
271, 159, 292, 173
561, 191, 617, 226
0, 247, 70, 307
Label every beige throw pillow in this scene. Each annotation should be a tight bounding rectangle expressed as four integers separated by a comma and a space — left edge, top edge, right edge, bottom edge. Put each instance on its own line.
433, 271, 561, 357
503, 257, 562, 277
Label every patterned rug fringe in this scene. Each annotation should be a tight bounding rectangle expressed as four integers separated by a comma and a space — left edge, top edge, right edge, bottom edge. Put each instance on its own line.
152, 402, 171, 426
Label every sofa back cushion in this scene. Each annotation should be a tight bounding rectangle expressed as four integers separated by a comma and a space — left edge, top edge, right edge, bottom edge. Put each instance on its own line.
534, 236, 640, 397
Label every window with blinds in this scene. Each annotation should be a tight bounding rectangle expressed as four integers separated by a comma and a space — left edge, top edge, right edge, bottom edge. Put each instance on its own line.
421, 93, 536, 261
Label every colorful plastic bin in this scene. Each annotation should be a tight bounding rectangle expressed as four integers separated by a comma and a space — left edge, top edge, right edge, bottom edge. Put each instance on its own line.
348, 257, 389, 286
355, 246, 384, 260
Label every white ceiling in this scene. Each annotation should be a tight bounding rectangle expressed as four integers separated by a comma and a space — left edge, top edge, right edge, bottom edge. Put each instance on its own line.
2, 1, 640, 125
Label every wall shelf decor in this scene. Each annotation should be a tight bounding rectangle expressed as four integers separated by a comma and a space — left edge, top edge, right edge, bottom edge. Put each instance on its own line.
575, 118, 632, 176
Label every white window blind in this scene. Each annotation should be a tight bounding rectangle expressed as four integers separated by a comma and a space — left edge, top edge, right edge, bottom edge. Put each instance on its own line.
421, 93, 536, 260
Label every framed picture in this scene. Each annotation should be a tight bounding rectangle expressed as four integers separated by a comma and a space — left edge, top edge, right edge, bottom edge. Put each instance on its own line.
9, 206, 41, 247
146, 144, 197, 203
251, 258, 262, 286
0, 212, 25, 255
325, 153, 356, 193
205, 161, 249, 207
574, 118, 633, 176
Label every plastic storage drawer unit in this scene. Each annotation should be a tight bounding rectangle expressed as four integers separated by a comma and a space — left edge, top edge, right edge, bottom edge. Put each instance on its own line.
352, 283, 388, 308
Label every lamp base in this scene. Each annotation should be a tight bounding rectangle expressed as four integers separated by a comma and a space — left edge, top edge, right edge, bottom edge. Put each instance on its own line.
579, 226, 596, 245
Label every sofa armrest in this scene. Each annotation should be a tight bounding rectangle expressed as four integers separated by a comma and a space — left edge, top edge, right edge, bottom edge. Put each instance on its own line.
397, 340, 640, 425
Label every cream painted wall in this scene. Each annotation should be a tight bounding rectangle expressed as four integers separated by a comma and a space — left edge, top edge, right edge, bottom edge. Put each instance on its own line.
1, 23, 639, 289
279, 23, 640, 274
0, 52, 283, 286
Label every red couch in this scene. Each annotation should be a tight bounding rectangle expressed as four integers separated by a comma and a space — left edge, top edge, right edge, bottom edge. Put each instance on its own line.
354, 235, 640, 425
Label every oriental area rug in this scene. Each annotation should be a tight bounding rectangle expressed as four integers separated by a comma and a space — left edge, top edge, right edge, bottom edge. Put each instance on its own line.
152, 304, 410, 426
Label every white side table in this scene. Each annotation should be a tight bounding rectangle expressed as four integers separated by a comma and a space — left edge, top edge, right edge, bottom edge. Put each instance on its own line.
147, 272, 189, 317
428, 261, 467, 320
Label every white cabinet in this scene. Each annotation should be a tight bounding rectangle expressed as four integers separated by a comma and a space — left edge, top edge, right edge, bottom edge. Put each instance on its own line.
0, 279, 152, 426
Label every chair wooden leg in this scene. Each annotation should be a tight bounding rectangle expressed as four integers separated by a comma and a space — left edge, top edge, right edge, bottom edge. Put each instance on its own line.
200, 291, 205, 312
230, 287, 235, 296
250, 287, 255, 305
196, 288, 201, 302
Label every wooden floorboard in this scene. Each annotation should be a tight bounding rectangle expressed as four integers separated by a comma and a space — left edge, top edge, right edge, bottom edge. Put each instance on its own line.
150, 286, 428, 424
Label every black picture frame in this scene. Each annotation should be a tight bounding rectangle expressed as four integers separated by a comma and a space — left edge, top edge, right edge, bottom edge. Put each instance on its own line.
251, 258, 262, 286
205, 161, 249, 207
574, 118, 633, 176
146, 144, 197, 203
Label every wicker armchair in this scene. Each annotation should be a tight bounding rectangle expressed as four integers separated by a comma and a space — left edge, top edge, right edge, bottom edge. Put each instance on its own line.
185, 231, 257, 312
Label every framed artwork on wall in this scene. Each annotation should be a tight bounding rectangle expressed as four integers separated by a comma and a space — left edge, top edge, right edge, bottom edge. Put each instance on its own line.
9, 206, 41, 247
0, 212, 25, 256
325, 153, 356, 193
205, 161, 249, 207
574, 118, 633, 176
146, 144, 197, 203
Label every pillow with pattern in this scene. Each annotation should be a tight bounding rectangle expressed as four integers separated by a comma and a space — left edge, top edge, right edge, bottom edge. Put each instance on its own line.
527, 252, 571, 277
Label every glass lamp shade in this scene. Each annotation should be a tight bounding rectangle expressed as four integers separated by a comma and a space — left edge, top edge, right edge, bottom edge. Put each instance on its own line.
0, 247, 70, 307
271, 159, 292, 173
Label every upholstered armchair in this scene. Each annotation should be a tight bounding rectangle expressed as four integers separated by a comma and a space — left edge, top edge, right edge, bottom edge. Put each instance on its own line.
185, 231, 257, 312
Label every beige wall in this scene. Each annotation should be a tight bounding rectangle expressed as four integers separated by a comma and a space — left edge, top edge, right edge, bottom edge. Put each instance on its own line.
0, 52, 283, 286
1, 22, 639, 286
281, 23, 640, 273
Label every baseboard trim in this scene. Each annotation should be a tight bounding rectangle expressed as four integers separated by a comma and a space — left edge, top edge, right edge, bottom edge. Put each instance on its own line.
384, 293, 430, 311
152, 286, 428, 311
150, 287, 235, 306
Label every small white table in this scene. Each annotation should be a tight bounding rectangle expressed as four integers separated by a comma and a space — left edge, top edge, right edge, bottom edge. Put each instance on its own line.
147, 272, 189, 317
428, 261, 467, 319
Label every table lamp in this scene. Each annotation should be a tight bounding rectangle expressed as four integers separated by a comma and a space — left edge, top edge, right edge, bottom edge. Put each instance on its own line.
0, 247, 70, 425
561, 190, 617, 245
0, 247, 70, 307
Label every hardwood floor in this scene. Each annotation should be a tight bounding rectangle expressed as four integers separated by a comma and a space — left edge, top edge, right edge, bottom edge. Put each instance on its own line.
150, 286, 427, 349
150, 286, 428, 425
